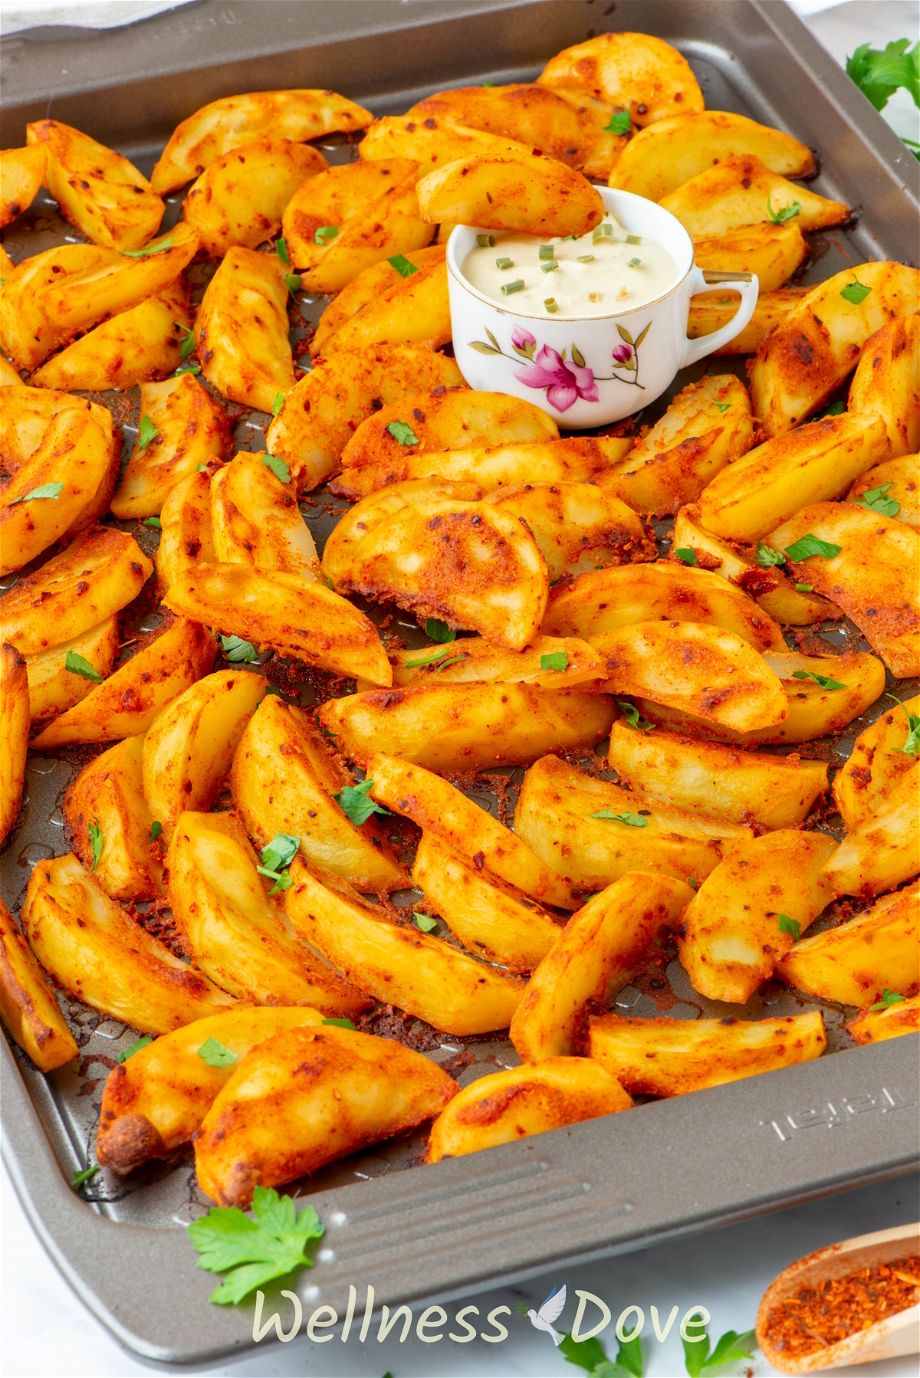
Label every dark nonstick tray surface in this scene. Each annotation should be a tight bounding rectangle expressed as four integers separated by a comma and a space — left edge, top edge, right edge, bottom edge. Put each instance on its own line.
2, 0, 919, 1364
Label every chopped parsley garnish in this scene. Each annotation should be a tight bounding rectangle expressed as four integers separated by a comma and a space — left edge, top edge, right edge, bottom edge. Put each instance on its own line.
177, 323, 196, 358
713, 400, 731, 413
777, 914, 801, 939
839, 279, 871, 305
756, 543, 786, 568
674, 547, 698, 565
386, 420, 419, 446
136, 415, 159, 450
9, 482, 63, 504
885, 695, 920, 757
387, 253, 418, 276
792, 669, 846, 690
256, 832, 299, 894
540, 651, 569, 672
333, 779, 391, 825
870, 989, 907, 1012
603, 110, 632, 136
261, 452, 291, 482
855, 482, 900, 516
175, 361, 202, 376
819, 399, 845, 417
314, 225, 338, 245
71, 1164, 100, 1190
784, 533, 842, 561
414, 912, 438, 933
424, 618, 456, 643
150, 820, 163, 842
590, 810, 648, 827
143, 515, 162, 529
65, 651, 103, 682
617, 700, 655, 732
271, 391, 285, 416
187, 1186, 324, 1305
322, 1016, 356, 1029
846, 38, 919, 118
275, 237, 290, 265
767, 195, 801, 223
122, 236, 173, 257
117, 1036, 154, 1063
559, 1328, 644, 1376
198, 1038, 237, 1068
220, 634, 258, 663
682, 1326, 757, 1377
284, 272, 301, 293
88, 819, 103, 871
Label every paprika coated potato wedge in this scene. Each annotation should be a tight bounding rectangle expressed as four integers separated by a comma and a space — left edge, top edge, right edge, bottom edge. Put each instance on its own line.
833, 694, 920, 830
167, 812, 370, 1015
538, 32, 704, 126
183, 137, 327, 257
155, 470, 215, 594
822, 772, 920, 898
150, 89, 372, 194
285, 860, 524, 1034
26, 118, 164, 250
312, 246, 447, 352
660, 155, 849, 238
22, 854, 235, 1034
492, 482, 653, 578
426, 1057, 631, 1163
510, 872, 694, 1062
32, 617, 216, 750
64, 736, 163, 901
847, 994, 920, 1046
416, 155, 604, 238
687, 288, 808, 357
317, 250, 450, 354
194, 1023, 457, 1207
0, 896, 77, 1073
96, 1007, 325, 1173
25, 617, 120, 726
513, 754, 751, 892
777, 883, 920, 1006
367, 753, 580, 909
588, 1010, 826, 1097
358, 115, 535, 172
162, 562, 391, 685
768, 502, 920, 677
365, 633, 603, 691
323, 481, 485, 587
0, 144, 45, 227
412, 832, 562, 973
607, 720, 829, 829
111, 373, 228, 519
209, 452, 319, 579
848, 455, 920, 529
847, 316, 920, 459
195, 247, 295, 412
230, 694, 406, 894
0, 645, 29, 846
692, 222, 809, 293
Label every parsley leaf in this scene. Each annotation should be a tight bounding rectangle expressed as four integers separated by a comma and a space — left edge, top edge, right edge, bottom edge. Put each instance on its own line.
777, 913, 801, 939
541, 650, 569, 672
136, 415, 159, 450
413, 912, 438, 932
256, 832, 299, 894
9, 482, 63, 505
117, 1036, 153, 1063
272, 391, 285, 416
839, 279, 871, 305
767, 195, 800, 223
819, 399, 845, 417
425, 618, 456, 643
756, 542, 786, 567
870, 988, 907, 1012
388, 253, 419, 277
792, 669, 846, 690
885, 695, 920, 757
784, 533, 841, 561
71, 1164, 100, 1190
603, 110, 632, 136
683, 1327, 757, 1376
284, 272, 301, 293
88, 819, 103, 871
175, 360, 202, 376
187, 1185, 324, 1305
617, 700, 655, 732
122, 236, 173, 257
261, 452, 291, 483
65, 650, 103, 682
220, 634, 258, 663
559, 1329, 645, 1376
333, 779, 391, 826
674, 547, 698, 566
560, 1332, 609, 1372
713, 400, 731, 413
855, 481, 900, 517
143, 515, 162, 529
322, 1016, 356, 1029
198, 1037, 237, 1068
314, 225, 338, 245
177, 323, 196, 358
150, 820, 163, 842
275, 237, 290, 266
591, 810, 648, 827
386, 420, 419, 446
846, 38, 919, 113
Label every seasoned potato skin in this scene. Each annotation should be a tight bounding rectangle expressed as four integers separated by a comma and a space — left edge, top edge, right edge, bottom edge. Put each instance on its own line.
822, 772, 919, 898
111, 372, 228, 519
1, 144, 46, 227
312, 246, 445, 353
195, 247, 294, 412
847, 315, 920, 459
538, 31, 704, 126
416, 154, 605, 238
692, 223, 808, 292
688, 288, 808, 357
848, 455, 919, 529
493, 481, 653, 577
847, 993, 920, 1045
64, 735, 164, 901
155, 470, 216, 594
0, 896, 77, 1072
25, 617, 120, 726
660, 154, 849, 238
183, 136, 327, 257
777, 883, 920, 1005
0, 644, 29, 845
358, 115, 535, 171
209, 451, 319, 579
318, 251, 450, 354
363, 632, 603, 692
833, 694, 920, 829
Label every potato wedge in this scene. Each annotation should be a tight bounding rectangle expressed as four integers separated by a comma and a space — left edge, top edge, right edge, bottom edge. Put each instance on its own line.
848, 316, 920, 458
96, 1007, 324, 1173
31, 616, 216, 750
677, 831, 836, 1003
367, 752, 579, 909
688, 288, 808, 356
693, 223, 808, 292
416, 155, 604, 238
589, 1010, 826, 1096
848, 455, 919, 530
749, 261, 920, 436
183, 137, 327, 257
607, 720, 828, 829
0, 644, 29, 845
209, 451, 319, 578
26, 118, 163, 250
610, 111, 815, 200
194, 1023, 456, 1207
426, 1056, 630, 1163
167, 812, 370, 1014
25, 616, 119, 726
777, 883, 920, 1005
286, 860, 524, 1034
661, 155, 849, 237
111, 373, 228, 519
0, 526, 152, 657
412, 832, 561, 972
0, 895, 78, 1072
64, 736, 163, 901
162, 562, 391, 685
312, 246, 447, 353
697, 413, 889, 542
365, 632, 603, 692
510, 872, 693, 1062
358, 115, 534, 171
318, 252, 450, 354
603, 375, 754, 515
151, 89, 372, 194
847, 994, 920, 1046
513, 754, 751, 892
195, 246, 294, 412
319, 682, 615, 773
267, 344, 463, 491
822, 772, 920, 898
538, 32, 704, 126
767, 501, 920, 677
230, 694, 405, 893
155, 469, 215, 594
0, 144, 45, 226
492, 482, 652, 577
833, 694, 920, 829
22, 854, 235, 1033
0, 356, 20, 387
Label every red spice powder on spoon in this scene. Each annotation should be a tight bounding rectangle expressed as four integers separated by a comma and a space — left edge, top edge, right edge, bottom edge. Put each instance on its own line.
761, 1254, 920, 1360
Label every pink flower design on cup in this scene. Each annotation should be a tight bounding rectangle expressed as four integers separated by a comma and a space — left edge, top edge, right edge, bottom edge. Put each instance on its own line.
514, 344, 599, 413
467, 320, 652, 412
511, 326, 536, 356
612, 342, 634, 364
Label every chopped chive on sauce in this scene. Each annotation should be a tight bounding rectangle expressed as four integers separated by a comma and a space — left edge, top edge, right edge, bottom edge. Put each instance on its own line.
538, 244, 555, 261
495, 256, 514, 270
544, 298, 559, 313
628, 257, 642, 267
593, 223, 614, 242
501, 279, 525, 295
476, 233, 495, 248
577, 254, 595, 263
541, 261, 559, 273
625, 233, 643, 245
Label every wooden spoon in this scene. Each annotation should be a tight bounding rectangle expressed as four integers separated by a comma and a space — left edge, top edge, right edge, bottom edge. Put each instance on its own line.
756, 1222, 920, 1373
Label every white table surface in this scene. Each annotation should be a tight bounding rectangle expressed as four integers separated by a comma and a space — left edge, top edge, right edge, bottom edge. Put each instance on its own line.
2, 3, 919, 1376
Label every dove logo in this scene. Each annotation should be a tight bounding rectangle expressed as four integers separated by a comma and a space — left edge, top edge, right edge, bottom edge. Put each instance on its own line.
526, 1283, 568, 1346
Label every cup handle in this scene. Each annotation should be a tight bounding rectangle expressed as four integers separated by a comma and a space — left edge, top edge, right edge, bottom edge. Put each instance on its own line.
679, 267, 760, 368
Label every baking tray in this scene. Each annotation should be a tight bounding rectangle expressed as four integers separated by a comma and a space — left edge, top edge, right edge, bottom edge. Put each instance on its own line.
2, 0, 919, 1365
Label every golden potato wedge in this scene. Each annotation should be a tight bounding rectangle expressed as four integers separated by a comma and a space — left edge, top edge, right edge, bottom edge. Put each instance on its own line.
426, 1056, 630, 1163
142, 671, 264, 841
607, 720, 828, 829
194, 1023, 456, 1207
833, 694, 920, 829
848, 316, 920, 458
678, 831, 836, 1003
750, 261, 920, 436
151, 89, 372, 194
1, 380, 107, 473
1, 244, 113, 370
183, 137, 326, 257
167, 812, 370, 1015
416, 154, 604, 238
0, 526, 152, 658
589, 1010, 826, 1097
543, 562, 784, 652
327, 477, 483, 581
610, 111, 815, 200
513, 753, 751, 892
768, 501, 920, 677
661, 155, 849, 237
693, 222, 808, 292
195, 246, 294, 412
603, 375, 754, 515
25, 616, 119, 726
412, 832, 561, 972
847, 993, 920, 1045
311, 245, 447, 353
823, 772, 920, 898
22, 854, 234, 1033
162, 562, 391, 685
31, 617, 216, 750
492, 482, 652, 577
510, 871, 693, 1062
64, 736, 163, 901
688, 288, 808, 356
111, 373, 228, 519
283, 158, 432, 292
317, 251, 450, 354
697, 413, 889, 541
358, 115, 534, 171
209, 451, 319, 579
286, 860, 524, 1034
27, 118, 163, 250
0, 644, 29, 846
0, 896, 77, 1072
538, 32, 704, 126
367, 752, 579, 909
365, 632, 603, 692
318, 682, 615, 773
0, 356, 20, 387
96, 1006, 324, 1173
267, 344, 463, 491
155, 469, 215, 594
777, 883, 920, 1005
0, 144, 45, 226
848, 455, 919, 530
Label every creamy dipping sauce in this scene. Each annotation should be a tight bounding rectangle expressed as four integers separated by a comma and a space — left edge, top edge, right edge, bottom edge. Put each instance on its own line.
461, 215, 681, 319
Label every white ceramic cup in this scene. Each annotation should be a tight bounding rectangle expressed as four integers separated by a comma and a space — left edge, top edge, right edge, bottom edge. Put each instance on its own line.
446, 186, 759, 427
